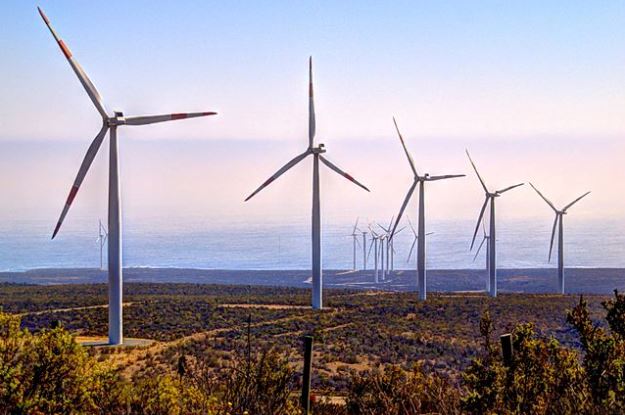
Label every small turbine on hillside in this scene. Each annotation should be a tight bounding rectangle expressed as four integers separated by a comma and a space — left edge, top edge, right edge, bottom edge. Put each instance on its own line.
529, 183, 590, 294
244, 58, 370, 310
466, 150, 523, 298
390, 118, 465, 301
39, 7, 217, 345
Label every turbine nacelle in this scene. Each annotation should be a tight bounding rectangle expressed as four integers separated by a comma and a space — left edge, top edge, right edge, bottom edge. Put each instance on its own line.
108, 111, 126, 126
311, 144, 326, 154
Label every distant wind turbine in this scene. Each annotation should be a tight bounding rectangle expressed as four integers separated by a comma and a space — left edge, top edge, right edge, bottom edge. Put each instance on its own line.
350, 218, 360, 271
390, 118, 465, 301
97, 220, 108, 270
367, 225, 381, 283
466, 150, 523, 298
406, 217, 433, 264
472, 220, 490, 292
361, 229, 368, 270
39, 7, 217, 345
244, 58, 370, 310
529, 183, 590, 294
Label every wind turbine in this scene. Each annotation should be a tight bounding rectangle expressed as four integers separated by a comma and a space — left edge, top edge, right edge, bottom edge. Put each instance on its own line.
390, 118, 464, 301
350, 218, 360, 270
367, 226, 381, 283
472, 220, 490, 292
466, 150, 524, 298
406, 217, 433, 264
361, 229, 368, 270
529, 183, 590, 294
244, 58, 370, 310
39, 7, 217, 345
378, 217, 394, 277
97, 220, 108, 270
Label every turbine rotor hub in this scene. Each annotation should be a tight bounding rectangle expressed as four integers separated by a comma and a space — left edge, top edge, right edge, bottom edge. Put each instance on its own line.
107, 111, 126, 126
311, 144, 326, 154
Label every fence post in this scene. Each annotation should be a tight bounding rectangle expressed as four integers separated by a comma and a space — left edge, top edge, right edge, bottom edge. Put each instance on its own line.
500, 333, 513, 367
301, 336, 314, 414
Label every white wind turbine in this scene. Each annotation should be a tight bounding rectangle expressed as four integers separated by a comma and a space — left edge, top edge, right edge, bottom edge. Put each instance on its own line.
466, 150, 523, 298
378, 217, 394, 277
39, 8, 217, 345
529, 183, 590, 294
367, 225, 381, 283
472, 220, 490, 292
390, 118, 465, 301
406, 217, 433, 265
361, 228, 368, 270
350, 218, 360, 270
244, 58, 370, 310
97, 219, 108, 270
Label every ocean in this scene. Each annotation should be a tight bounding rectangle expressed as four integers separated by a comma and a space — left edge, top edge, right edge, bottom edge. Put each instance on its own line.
1, 215, 624, 272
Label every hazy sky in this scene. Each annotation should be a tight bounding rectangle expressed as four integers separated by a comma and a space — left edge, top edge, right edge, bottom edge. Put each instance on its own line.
1, 1, 624, 227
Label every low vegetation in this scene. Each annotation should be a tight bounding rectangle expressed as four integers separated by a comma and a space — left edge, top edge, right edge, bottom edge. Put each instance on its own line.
1, 283, 625, 414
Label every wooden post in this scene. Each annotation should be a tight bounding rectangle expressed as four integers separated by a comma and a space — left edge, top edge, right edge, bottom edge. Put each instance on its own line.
301, 336, 314, 414
500, 333, 513, 367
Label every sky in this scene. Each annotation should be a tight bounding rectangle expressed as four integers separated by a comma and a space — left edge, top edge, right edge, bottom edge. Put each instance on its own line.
0, 1, 624, 229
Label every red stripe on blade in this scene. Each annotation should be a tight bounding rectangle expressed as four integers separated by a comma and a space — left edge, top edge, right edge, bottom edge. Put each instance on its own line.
264, 177, 275, 186
309, 83, 313, 97
202, 112, 217, 116
171, 113, 188, 120
67, 185, 79, 205
58, 40, 72, 59
344, 173, 354, 181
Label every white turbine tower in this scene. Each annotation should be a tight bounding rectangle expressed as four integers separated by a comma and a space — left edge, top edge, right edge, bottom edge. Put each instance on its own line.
244, 58, 370, 310
529, 183, 590, 294
466, 150, 523, 298
390, 118, 464, 301
39, 8, 217, 345
97, 219, 108, 270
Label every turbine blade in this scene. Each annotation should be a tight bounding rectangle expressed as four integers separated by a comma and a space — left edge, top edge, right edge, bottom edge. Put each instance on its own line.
426, 232, 434, 236
392, 117, 418, 177
52, 124, 109, 238
309, 57, 315, 148
548, 214, 558, 262
470, 197, 489, 250
38, 7, 108, 119
473, 237, 486, 262
367, 238, 374, 260
426, 174, 466, 181
529, 182, 557, 211
465, 150, 489, 193
319, 156, 370, 192
563, 191, 591, 212
496, 182, 524, 194
244, 150, 311, 201
389, 182, 417, 240
407, 237, 417, 263
124, 112, 217, 126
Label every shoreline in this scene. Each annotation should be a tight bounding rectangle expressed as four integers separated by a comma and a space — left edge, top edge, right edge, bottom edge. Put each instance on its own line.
1, 267, 624, 294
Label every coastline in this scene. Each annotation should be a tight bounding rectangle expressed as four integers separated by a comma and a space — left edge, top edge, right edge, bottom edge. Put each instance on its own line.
1, 267, 624, 294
